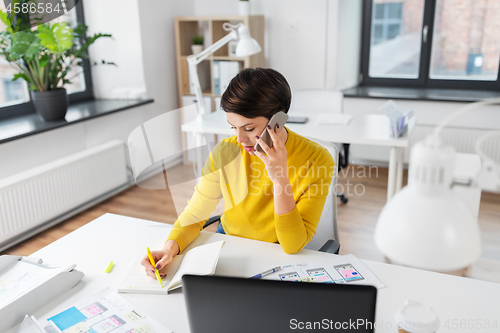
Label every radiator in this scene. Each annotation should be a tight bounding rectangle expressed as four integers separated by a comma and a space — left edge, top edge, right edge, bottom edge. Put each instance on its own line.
351, 125, 500, 165
0, 140, 129, 247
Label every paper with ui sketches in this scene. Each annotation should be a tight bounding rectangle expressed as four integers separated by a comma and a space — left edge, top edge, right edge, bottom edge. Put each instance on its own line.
42, 288, 172, 333
316, 114, 353, 126
117, 241, 225, 294
260, 254, 384, 289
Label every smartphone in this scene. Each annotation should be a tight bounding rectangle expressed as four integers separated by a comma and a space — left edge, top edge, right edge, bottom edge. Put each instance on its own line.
254, 111, 289, 153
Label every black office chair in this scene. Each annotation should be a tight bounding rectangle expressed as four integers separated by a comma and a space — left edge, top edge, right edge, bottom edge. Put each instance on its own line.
203, 215, 222, 229
337, 143, 350, 204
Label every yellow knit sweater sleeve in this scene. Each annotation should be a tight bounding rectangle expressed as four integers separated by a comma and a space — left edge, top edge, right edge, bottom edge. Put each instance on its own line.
275, 148, 335, 254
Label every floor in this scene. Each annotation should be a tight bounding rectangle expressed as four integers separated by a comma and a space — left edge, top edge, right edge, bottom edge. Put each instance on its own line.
3, 163, 500, 284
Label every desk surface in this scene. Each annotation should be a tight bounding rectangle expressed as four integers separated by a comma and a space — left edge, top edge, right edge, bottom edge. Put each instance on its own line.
9, 214, 500, 333
181, 111, 416, 148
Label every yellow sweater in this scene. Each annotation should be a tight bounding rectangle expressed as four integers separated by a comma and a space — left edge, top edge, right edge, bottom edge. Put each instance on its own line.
167, 127, 335, 254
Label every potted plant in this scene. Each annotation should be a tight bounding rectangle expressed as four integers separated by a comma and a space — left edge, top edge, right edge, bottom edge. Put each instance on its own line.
238, 0, 250, 15
0, 11, 114, 121
191, 34, 204, 55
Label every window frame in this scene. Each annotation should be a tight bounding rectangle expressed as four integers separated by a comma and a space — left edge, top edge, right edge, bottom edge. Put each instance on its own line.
360, 0, 500, 91
0, 1, 94, 120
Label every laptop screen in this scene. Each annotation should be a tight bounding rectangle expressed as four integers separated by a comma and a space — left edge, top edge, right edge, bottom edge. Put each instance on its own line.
183, 275, 377, 333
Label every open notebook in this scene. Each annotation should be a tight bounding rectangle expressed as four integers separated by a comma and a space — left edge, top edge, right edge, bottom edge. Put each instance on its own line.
117, 241, 224, 294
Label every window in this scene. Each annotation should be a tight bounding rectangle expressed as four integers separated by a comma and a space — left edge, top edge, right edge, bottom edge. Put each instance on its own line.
361, 0, 500, 90
0, 1, 93, 119
1, 77, 27, 101
0, 59, 30, 107
372, 3, 403, 45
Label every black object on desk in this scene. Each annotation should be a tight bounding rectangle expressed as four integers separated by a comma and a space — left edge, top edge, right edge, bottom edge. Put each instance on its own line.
183, 274, 377, 333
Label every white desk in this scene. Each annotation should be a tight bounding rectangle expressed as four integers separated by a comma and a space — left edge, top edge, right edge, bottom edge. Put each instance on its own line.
182, 111, 417, 201
8, 213, 500, 333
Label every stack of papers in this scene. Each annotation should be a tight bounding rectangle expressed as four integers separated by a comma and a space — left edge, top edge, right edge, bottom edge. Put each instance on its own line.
378, 100, 413, 137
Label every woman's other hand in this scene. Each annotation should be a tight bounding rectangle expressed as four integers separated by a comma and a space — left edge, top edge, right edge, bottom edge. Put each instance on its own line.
140, 239, 180, 279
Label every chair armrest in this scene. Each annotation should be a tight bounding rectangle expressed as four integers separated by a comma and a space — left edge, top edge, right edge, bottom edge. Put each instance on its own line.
203, 215, 221, 229
318, 239, 340, 254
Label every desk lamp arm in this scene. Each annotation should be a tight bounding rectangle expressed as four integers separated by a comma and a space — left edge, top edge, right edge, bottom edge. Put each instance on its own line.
432, 97, 500, 140
187, 27, 239, 119
430, 97, 500, 190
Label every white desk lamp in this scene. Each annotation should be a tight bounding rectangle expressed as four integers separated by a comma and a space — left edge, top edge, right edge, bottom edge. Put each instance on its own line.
375, 98, 500, 272
187, 23, 262, 121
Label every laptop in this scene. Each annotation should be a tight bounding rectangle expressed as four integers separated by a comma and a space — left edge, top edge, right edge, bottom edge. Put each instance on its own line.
183, 275, 377, 333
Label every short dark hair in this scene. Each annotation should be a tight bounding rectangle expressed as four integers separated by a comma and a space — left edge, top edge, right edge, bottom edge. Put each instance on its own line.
220, 68, 291, 119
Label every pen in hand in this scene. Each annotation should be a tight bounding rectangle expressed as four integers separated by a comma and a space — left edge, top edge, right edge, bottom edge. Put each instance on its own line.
146, 247, 163, 288
250, 266, 281, 279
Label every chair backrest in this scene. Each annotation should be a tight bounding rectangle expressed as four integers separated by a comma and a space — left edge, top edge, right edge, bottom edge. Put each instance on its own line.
303, 137, 339, 250
290, 89, 344, 114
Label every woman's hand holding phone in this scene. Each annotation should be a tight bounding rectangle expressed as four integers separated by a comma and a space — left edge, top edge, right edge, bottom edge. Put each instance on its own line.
254, 124, 288, 184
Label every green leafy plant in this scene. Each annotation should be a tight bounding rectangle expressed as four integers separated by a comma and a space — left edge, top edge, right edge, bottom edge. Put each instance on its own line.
0, 10, 114, 92
191, 34, 204, 45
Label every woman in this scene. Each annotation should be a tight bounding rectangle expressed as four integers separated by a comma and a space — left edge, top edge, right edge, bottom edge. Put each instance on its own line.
141, 68, 334, 279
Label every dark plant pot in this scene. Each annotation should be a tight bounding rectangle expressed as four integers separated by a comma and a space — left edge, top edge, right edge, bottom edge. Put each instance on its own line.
31, 88, 69, 121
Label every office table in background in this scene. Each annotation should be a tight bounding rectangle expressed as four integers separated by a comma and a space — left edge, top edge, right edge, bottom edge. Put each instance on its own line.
182, 110, 417, 201
7, 213, 500, 333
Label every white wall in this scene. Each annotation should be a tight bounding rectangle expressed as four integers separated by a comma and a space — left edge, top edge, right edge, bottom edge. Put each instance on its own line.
83, 0, 147, 99
325, 0, 339, 90
193, 0, 362, 92
333, 0, 362, 90
195, 0, 330, 91
138, 0, 194, 114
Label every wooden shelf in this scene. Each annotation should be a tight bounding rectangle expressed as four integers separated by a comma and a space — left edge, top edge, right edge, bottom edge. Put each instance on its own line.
175, 15, 265, 163
176, 15, 255, 22
179, 56, 211, 61
180, 56, 245, 63
212, 56, 246, 61
183, 89, 212, 97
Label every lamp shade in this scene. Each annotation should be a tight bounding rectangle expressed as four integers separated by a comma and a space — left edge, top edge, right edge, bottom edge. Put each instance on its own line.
374, 136, 482, 272
235, 25, 262, 57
